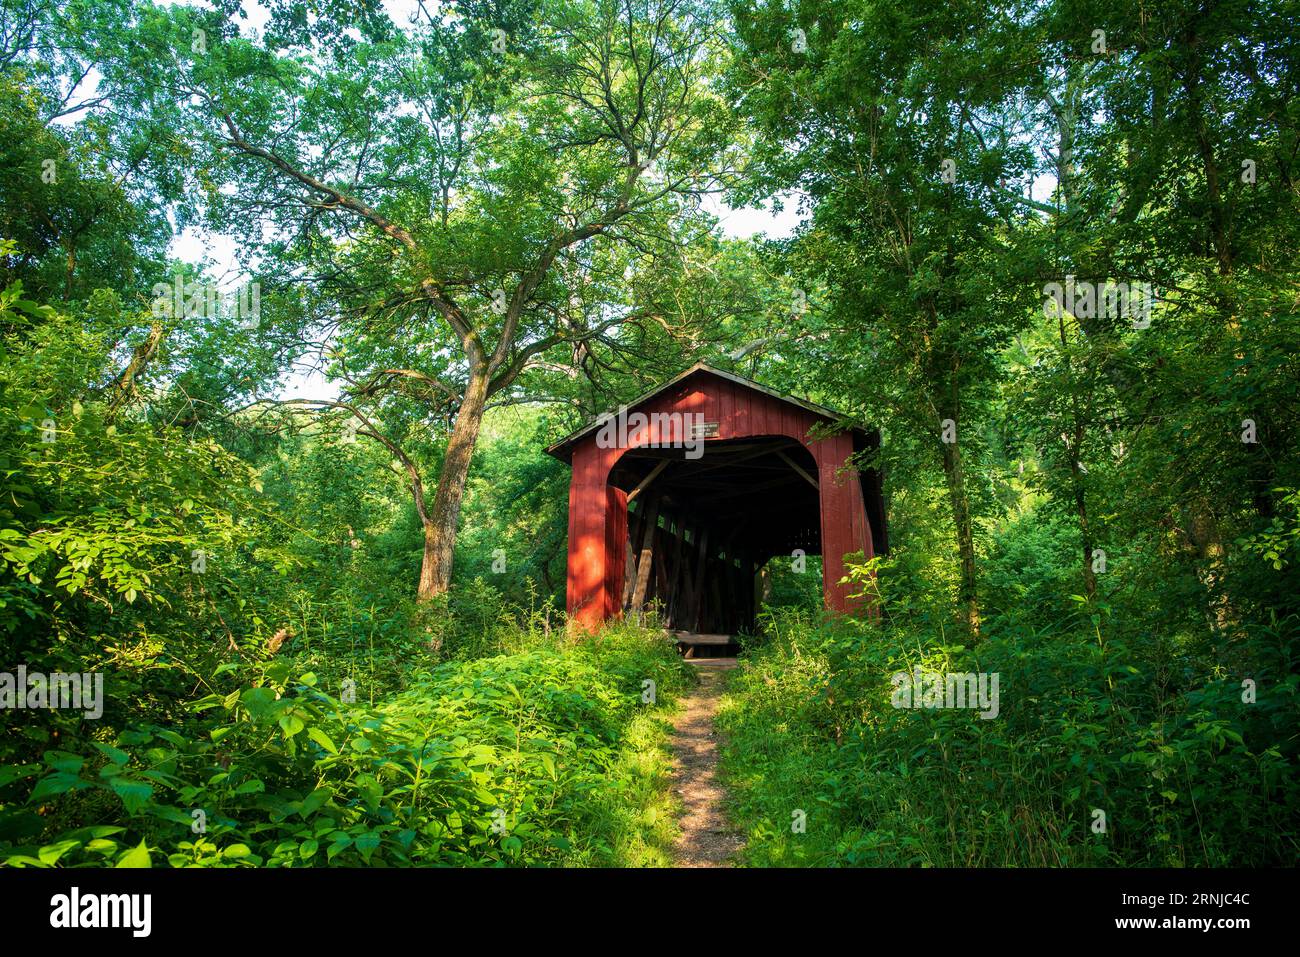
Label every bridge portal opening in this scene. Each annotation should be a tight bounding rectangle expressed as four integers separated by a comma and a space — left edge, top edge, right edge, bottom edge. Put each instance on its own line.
609, 436, 822, 638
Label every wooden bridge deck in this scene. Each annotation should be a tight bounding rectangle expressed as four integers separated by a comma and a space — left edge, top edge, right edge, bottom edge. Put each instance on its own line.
671, 630, 738, 659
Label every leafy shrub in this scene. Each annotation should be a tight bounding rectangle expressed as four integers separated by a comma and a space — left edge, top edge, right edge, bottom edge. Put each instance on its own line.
719, 604, 1298, 867
1, 622, 691, 867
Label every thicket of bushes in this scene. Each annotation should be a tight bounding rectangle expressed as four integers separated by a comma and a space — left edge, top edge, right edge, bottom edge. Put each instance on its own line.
2, 615, 691, 868
718, 534, 1299, 867
0, 279, 695, 867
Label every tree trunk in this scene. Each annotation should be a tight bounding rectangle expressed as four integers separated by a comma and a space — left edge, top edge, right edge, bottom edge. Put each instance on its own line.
1185, 506, 1233, 636
417, 369, 491, 600
940, 434, 981, 639
108, 321, 166, 418
1058, 314, 1097, 599
1069, 453, 1097, 599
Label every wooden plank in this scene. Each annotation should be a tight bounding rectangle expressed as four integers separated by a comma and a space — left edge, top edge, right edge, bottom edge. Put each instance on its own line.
688, 473, 808, 503
604, 485, 629, 620
685, 441, 799, 476
652, 526, 670, 611
708, 570, 724, 634
746, 556, 758, 630
688, 524, 711, 631
777, 450, 820, 490
629, 496, 661, 613
668, 517, 692, 626
621, 505, 641, 609
627, 458, 670, 503
658, 512, 680, 624
622, 537, 637, 609
731, 558, 746, 633
630, 505, 645, 586
731, 555, 743, 634
672, 631, 732, 645
719, 521, 743, 562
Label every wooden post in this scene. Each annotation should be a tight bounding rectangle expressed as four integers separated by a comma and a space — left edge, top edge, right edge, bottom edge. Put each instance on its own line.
708, 568, 724, 634
627, 459, 670, 504
629, 496, 661, 616
689, 525, 711, 632
621, 505, 641, 610
667, 517, 691, 627
622, 539, 636, 610
777, 449, 820, 490
653, 525, 671, 614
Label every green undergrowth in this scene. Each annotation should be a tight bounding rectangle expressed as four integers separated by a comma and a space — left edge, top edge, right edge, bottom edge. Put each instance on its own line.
718, 606, 1298, 868
1, 621, 692, 867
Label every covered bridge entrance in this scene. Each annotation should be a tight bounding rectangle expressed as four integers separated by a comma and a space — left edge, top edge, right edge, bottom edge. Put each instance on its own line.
546, 363, 887, 634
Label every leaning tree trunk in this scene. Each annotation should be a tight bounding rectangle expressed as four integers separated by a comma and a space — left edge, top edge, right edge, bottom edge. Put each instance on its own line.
940, 433, 981, 640
108, 321, 166, 419
418, 369, 491, 601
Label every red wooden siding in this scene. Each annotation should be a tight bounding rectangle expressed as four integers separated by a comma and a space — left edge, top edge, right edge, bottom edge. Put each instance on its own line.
603, 485, 628, 620
560, 368, 878, 631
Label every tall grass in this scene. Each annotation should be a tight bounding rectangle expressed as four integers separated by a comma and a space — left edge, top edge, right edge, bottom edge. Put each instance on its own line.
718, 606, 1298, 867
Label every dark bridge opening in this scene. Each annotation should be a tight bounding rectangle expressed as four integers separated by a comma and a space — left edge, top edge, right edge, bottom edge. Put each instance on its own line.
608, 436, 822, 640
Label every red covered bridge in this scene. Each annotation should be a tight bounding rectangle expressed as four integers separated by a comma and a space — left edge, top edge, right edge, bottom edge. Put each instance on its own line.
546, 363, 887, 634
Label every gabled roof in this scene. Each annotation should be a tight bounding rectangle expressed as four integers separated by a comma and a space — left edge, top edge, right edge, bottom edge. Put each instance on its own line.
544, 361, 858, 462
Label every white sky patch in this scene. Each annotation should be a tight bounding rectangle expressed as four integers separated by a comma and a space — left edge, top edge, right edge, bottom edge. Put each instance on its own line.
278, 362, 338, 400
1030, 171, 1058, 205
211, 0, 421, 34
707, 193, 806, 241
169, 228, 240, 282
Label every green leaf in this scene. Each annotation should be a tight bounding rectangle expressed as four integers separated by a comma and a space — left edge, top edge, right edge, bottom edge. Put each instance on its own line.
93, 742, 130, 766
0, 763, 40, 787
38, 839, 82, 865
109, 777, 154, 812
307, 727, 338, 754
278, 713, 306, 737
29, 771, 84, 802
43, 751, 84, 775
299, 787, 330, 817
115, 840, 151, 868
326, 834, 353, 860
355, 832, 381, 862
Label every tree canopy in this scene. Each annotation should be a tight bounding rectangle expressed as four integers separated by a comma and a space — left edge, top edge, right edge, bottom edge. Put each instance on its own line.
0, 0, 1295, 875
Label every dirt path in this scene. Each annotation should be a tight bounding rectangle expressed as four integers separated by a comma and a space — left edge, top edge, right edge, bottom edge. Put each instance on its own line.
670, 659, 744, 867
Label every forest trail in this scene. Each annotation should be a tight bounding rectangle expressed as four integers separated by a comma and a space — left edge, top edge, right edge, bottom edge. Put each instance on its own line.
670, 658, 744, 867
